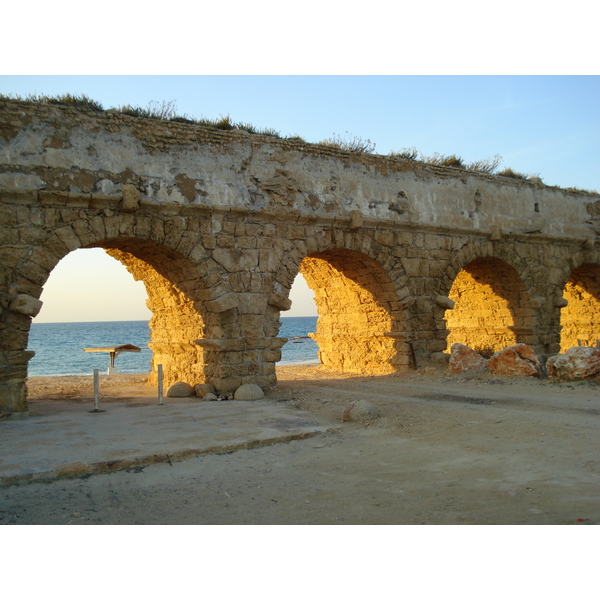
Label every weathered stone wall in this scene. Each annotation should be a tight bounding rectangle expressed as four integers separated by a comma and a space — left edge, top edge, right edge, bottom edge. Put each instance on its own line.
1, 98, 599, 417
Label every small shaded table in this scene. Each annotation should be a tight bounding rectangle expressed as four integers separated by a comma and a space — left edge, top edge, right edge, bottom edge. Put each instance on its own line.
83, 344, 141, 374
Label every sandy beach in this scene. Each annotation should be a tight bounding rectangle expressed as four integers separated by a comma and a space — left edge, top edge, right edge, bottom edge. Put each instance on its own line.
1, 363, 599, 525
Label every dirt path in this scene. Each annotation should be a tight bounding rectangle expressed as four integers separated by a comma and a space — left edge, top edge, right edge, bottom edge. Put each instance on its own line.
1, 366, 599, 525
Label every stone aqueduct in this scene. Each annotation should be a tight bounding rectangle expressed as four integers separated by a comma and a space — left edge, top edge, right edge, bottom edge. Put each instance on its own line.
1, 98, 599, 418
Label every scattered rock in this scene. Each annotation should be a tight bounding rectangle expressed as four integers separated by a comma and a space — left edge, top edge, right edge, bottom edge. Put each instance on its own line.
546, 346, 600, 381
342, 400, 380, 423
234, 383, 265, 401
166, 381, 195, 397
194, 383, 216, 398
203, 393, 219, 401
449, 343, 488, 374
488, 344, 542, 377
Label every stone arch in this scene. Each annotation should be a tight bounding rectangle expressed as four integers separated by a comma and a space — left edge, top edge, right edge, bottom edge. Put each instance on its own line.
3, 213, 239, 415
445, 256, 536, 354
297, 248, 410, 373
560, 262, 600, 351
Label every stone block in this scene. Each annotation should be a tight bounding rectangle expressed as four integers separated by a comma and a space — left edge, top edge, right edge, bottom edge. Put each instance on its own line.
39, 191, 69, 206
205, 293, 239, 313
90, 194, 120, 209
9, 294, 43, 318
212, 248, 243, 272
54, 226, 81, 252
238, 293, 267, 315
234, 383, 265, 401
434, 295, 455, 310
268, 293, 292, 311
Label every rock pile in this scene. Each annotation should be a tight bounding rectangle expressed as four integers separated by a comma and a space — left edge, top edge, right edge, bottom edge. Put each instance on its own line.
449, 342, 600, 381
449, 343, 543, 378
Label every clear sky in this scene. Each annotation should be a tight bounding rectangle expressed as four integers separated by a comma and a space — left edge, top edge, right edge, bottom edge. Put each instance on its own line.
2, 5, 598, 323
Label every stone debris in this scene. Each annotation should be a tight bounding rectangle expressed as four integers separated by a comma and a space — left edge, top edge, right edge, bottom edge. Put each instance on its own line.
546, 346, 600, 381
341, 400, 380, 423
488, 344, 542, 377
233, 383, 265, 401
166, 382, 195, 397
449, 343, 488, 374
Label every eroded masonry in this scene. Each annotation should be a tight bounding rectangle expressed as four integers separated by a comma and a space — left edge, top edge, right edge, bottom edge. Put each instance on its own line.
1, 99, 599, 417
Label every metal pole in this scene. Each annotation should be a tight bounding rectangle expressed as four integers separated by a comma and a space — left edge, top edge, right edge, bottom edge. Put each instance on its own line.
93, 369, 100, 411
158, 364, 163, 405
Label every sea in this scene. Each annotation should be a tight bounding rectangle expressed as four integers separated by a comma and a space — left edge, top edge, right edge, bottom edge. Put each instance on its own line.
26, 316, 319, 377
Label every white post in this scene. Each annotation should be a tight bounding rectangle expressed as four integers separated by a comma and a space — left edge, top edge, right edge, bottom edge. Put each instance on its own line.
93, 369, 100, 411
158, 364, 163, 405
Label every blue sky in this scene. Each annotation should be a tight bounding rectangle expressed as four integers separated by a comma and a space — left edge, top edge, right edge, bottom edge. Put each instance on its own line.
2, 75, 598, 322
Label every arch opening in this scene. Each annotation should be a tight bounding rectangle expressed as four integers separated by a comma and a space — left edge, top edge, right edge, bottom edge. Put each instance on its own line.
445, 257, 535, 355
298, 249, 407, 374
29, 248, 152, 377
276, 274, 319, 366
560, 263, 600, 351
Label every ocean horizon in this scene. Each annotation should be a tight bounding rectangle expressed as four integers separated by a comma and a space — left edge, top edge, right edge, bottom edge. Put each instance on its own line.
27, 316, 319, 377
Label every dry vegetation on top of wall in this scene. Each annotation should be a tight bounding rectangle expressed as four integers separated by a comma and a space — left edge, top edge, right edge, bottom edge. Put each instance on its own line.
1, 93, 294, 140
389, 149, 532, 180
1, 93, 598, 195
318, 132, 377, 154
